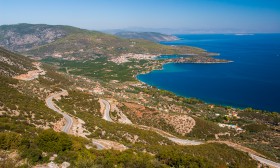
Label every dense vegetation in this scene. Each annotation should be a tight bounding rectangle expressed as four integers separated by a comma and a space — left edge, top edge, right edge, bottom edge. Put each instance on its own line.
42, 57, 154, 82
0, 73, 61, 126
0, 126, 257, 168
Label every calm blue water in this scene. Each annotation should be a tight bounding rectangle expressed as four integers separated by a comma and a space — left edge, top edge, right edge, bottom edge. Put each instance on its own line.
137, 34, 280, 112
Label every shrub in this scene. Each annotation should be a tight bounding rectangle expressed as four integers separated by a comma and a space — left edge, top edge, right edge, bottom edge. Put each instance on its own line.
21, 147, 43, 163
36, 129, 72, 153
156, 147, 213, 168
243, 123, 268, 133
0, 132, 22, 150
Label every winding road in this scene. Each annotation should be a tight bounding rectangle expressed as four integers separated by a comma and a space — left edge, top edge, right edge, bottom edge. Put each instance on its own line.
100, 99, 280, 167
46, 96, 126, 150
100, 99, 113, 122
100, 99, 202, 145
45, 90, 73, 133
250, 154, 280, 168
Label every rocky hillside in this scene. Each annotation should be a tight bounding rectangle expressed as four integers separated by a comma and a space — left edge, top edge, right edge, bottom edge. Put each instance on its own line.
26, 31, 203, 60
0, 23, 85, 51
0, 48, 261, 168
0, 24, 205, 60
115, 31, 179, 42
0, 47, 35, 76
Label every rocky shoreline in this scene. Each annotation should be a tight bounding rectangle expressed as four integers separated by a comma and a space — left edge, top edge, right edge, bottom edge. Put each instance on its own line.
169, 55, 232, 64
136, 54, 232, 77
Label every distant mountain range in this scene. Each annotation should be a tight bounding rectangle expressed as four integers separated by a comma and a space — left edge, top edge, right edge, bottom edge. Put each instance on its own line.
0, 23, 86, 52
115, 32, 179, 42
101, 27, 261, 35
0, 24, 204, 60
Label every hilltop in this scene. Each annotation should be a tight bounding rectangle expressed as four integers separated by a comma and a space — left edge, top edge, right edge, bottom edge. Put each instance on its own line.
0, 23, 85, 52
115, 31, 179, 42
0, 24, 205, 60
25, 31, 204, 60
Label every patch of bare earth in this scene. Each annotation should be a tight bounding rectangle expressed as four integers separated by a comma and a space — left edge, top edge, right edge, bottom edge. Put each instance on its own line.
161, 113, 195, 136
0, 106, 20, 117
53, 118, 65, 132
0, 150, 26, 167
70, 117, 90, 138
99, 99, 105, 116
123, 102, 195, 135
117, 111, 132, 124
13, 62, 46, 81
109, 100, 132, 124
92, 139, 128, 151
123, 102, 156, 118
34, 161, 70, 168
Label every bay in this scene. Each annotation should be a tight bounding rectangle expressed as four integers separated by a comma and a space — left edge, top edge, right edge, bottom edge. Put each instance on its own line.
137, 34, 280, 112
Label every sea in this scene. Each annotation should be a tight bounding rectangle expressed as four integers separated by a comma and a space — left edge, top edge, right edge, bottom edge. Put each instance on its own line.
137, 34, 280, 112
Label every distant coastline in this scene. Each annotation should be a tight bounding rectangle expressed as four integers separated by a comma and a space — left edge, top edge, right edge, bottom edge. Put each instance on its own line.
235, 33, 254, 36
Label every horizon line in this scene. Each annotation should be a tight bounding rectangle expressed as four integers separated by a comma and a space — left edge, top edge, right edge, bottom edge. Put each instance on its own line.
1, 22, 279, 34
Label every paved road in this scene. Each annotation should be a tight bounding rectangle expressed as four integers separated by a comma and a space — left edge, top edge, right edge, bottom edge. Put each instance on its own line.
99, 99, 280, 166
250, 154, 280, 168
137, 125, 203, 145
100, 99, 113, 122
46, 90, 73, 133
92, 140, 105, 150
100, 99, 202, 145
209, 140, 280, 167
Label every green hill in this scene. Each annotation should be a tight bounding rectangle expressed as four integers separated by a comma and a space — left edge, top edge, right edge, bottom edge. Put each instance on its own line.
0, 24, 206, 60
26, 31, 204, 59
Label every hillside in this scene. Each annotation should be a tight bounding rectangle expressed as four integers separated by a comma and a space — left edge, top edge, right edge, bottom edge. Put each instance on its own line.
0, 25, 279, 168
0, 24, 205, 60
0, 48, 266, 168
0, 47, 35, 76
0, 23, 85, 52
26, 31, 204, 60
115, 31, 179, 42
0, 46, 62, 134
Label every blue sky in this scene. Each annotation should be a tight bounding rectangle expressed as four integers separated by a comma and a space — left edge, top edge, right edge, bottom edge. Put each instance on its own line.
1, 0, 280, 33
